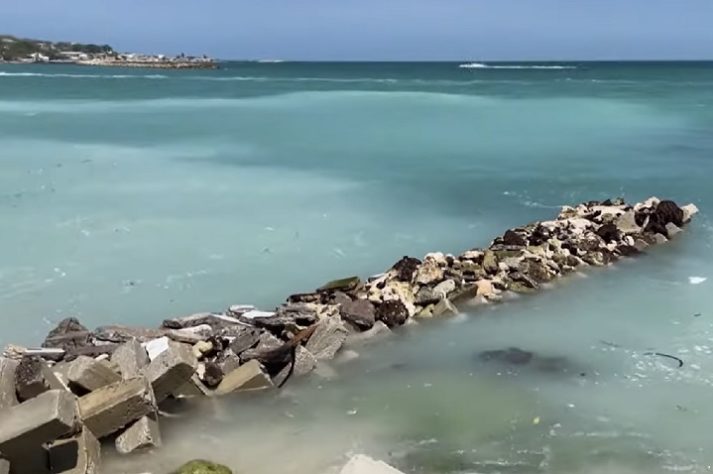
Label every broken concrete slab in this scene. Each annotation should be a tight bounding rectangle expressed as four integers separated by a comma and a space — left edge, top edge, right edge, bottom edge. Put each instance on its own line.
166, 324, 213, 344
115, 414, 161, 455
345, 321, 392, 347
14, 356, 66, 402
111, 339, 149, 380
173, 374, 212, 399
339, 455, 405, 474
305, 317, 348, 360
66, 356, 121, 393
0, 390, 78, 455
215, 360, 273, 395
78, 377, 156, 439
274, 346, 317, 386
49, 427, 100, 474
0, 357, 19, 411
142, 342, 197, 403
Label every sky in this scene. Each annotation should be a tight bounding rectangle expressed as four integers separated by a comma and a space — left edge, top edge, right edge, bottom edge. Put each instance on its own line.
1, 0, 712, 60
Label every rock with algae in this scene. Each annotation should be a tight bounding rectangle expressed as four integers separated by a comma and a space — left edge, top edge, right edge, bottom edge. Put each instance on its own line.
171, 460, 233, 474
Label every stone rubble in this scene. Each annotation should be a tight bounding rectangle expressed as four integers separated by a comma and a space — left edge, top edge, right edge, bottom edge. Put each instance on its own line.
0, 197, 698, 472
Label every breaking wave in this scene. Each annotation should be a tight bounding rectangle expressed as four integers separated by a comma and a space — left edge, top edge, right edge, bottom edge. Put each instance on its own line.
459, 62, 576, 70
0, 72, 169, 79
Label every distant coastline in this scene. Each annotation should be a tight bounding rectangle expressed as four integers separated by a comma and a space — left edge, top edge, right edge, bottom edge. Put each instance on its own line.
0, 34, 216, 69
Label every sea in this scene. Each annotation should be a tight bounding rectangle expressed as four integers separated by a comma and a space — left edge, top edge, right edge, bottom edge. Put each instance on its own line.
1, 61, 713, 473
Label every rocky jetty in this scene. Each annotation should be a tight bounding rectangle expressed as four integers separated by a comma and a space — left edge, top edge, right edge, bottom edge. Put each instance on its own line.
0, 197, 698, 473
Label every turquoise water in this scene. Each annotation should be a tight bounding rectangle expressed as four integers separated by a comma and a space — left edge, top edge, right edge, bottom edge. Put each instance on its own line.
2, 62, 713, 473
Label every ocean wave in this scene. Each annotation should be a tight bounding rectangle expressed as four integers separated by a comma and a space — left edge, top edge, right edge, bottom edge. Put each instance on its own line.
0, 72, 169, 79
459, 62, 576, 70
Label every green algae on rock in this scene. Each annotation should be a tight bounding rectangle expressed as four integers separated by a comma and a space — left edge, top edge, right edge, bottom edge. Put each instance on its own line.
172, 459, 233, 474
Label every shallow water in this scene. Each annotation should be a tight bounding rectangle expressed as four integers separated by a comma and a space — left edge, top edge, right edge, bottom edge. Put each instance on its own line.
1, 61, 713, 473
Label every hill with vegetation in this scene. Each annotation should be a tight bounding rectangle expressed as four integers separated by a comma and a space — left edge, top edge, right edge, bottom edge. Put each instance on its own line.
0, 34, 113, 61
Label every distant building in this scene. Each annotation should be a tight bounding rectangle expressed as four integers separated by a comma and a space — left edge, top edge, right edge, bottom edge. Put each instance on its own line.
58, 51, 90, 60
29, 52, 50, 63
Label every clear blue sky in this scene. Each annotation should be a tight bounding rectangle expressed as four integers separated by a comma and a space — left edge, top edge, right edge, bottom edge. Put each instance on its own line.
2, 0, 712, 60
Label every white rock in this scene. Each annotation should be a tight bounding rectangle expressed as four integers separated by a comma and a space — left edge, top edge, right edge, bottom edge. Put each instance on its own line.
339, 455, 405, 474
241, 310, 276, 319
432, 279, 456, 299
665, 222, 683, 238
143, 337, 170, 361
682, 203, 699, 223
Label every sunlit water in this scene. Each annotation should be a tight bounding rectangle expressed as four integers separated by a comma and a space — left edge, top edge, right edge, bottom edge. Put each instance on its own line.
1, 62, 713, 473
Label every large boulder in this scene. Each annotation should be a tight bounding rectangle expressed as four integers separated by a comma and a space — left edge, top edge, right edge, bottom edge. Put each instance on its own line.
42, 318, 90, 356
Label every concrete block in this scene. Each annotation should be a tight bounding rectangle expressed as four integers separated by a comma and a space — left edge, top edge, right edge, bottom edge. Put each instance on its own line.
110, 339, 149, 380
49, 427, 100, 474
173, 374, 212, 399
78, 377, 156, 439
66, 356, 121, 393
115, 414, 161, 454
14, 356, 66, 402
4, 447, 50, 474
215, 360, 273, 395
0, 357, 19, 411
142, 342, 197, 403
0, 390, 78, 455
305, 317, 348, 360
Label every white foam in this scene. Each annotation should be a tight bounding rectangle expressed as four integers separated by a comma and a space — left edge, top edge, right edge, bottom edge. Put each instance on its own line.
459, 62, 576, 70
689, 276, 707, 285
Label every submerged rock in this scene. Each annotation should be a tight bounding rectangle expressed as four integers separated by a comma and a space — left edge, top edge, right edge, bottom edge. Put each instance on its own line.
171, 460, 232, 474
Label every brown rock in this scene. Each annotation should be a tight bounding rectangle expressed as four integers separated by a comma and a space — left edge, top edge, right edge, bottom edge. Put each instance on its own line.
391, 256, 421, 282
201, 362, 223, 388
42, 318, 90, 356
376, 300, 409, 328
501, 229, 527, 247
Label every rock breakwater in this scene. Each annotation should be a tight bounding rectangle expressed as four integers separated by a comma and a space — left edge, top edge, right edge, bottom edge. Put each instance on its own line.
0, 197, 698, 473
